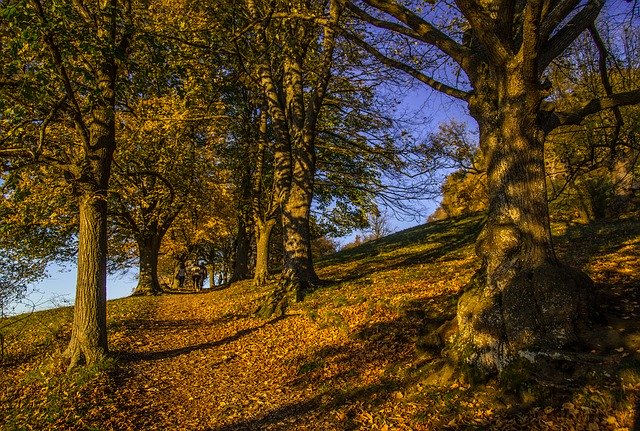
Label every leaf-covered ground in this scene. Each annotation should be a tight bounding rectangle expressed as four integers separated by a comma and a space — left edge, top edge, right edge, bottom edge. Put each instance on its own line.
2, 214, 640, 430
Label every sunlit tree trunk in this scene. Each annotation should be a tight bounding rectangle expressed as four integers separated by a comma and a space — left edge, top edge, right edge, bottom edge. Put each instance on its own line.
450, 67, 593, 372
254, 218, 276, 286
133, 234, 162, 295
281, 133, 319, 298
64, 101, 116, 368
64, 191, 109, 367
207, 263, 215, 289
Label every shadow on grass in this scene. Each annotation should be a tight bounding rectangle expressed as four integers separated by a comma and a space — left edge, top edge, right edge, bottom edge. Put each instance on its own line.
313, 214, 484, 292
555, 218, 640, 270
209, 292, 460, 430
112, 315, 286, 363
210, 216, 640, 430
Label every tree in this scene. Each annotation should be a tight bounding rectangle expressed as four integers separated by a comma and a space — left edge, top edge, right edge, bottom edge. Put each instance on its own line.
425, 121, 487, 221
158, 168, 237, 290
109, 95, 221, 295
0, 0, 134, 368
230, 0, 343, 316
345, 0, 640, 372
544, 23, 640, 221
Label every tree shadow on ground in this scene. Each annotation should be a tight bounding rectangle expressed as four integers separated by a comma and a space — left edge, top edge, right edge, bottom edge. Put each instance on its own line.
112, 315, 286, 363
313, 214, 484, 291
555, 218, 640, 270
214, 295, 640, 430
106, 216, 640, 430
213, 216, 640, 430
209, 293, 459, 430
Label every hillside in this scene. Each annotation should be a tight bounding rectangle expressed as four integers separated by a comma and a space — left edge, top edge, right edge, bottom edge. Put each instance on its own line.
2, 214, 640, 430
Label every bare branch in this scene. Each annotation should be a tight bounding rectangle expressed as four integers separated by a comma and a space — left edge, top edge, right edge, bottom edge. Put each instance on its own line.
343, 30, 471, 101
539, 0, 604, 70
542, 89, 640, 132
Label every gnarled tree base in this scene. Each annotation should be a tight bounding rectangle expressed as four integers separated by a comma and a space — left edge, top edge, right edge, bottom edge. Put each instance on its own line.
63, 336, 107, 370
445, 263, 594, 375
131, 283, 163, 296
255, 273, 314, 318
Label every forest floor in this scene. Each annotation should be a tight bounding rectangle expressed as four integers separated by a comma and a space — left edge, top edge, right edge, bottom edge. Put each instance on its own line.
2, 213, 640, 430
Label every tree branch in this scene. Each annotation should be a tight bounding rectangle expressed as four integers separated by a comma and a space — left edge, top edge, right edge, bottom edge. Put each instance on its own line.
539, 0, 604, 70
347, 0, 472, 67
540, 0, 581, 40
542, 89, 640, 133
589, 24, 623, 147
343, 30, 471, 101
31, 0, 91, 148
456, 0, 513, 65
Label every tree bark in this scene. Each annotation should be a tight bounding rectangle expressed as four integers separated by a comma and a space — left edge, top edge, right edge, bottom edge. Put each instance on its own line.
448, 68, 594, 373
133, 234, 163, 295
256, 136, 319, 318
281, 159, 318, 299
64, 189, 109, 368
254, 218, 275, 286
63, 60, 117, 369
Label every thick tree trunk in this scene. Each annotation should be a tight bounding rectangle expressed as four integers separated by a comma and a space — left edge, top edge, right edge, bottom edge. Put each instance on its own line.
254, 218, 275, 286
448, 73, 594, 374
133, 235, 162, 295
63, 192, 109, 368
64, 75, 116, 369
282, 182, 318, 298
257, 134, 318, 318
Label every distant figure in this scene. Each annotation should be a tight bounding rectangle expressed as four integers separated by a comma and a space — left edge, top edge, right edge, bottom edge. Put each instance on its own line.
190, 262, 202, 291
176, 262, 186, 289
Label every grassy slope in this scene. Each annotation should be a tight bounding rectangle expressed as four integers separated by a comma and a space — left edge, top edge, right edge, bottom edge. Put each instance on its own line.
1, 213, 640, 430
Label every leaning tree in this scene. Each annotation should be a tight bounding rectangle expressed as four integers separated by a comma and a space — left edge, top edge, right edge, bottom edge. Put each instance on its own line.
344, 0, 640, 372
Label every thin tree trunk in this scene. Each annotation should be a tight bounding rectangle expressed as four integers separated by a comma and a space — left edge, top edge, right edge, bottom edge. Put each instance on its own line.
207, 263, 215, 289
230, 214, 252, 282
133, 235, 162, 295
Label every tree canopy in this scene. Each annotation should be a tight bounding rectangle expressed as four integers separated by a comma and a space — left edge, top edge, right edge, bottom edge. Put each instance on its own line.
1, 0, 639, 374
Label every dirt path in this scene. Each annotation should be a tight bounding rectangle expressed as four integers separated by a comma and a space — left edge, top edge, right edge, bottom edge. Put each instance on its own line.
104, 284, 416, 431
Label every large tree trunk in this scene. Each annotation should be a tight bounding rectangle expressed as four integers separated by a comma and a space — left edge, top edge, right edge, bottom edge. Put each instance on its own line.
64, 66, 117, 369
133, 234, 162, 295
282, 180, 318, 298
257, 134, 318, 318
448, 71, 594, 373
64, 190, 109, 368
254, 218, 275, 286
281, 131, 319, 296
